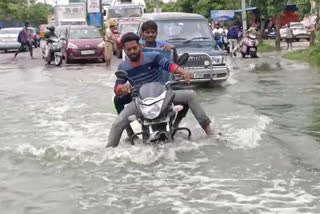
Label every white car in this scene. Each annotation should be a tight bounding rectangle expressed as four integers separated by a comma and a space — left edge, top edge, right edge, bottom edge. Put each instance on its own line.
280, 22, 310, 41
0, 27, 23, 52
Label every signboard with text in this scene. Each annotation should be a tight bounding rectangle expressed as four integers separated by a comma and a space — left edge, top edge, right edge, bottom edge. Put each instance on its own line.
87, 0, 101, 13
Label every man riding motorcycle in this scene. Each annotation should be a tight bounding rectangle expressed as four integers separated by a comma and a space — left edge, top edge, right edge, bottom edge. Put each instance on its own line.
113, 20, 185, 139
43, 26, 58, 63
106, 33, 213, 148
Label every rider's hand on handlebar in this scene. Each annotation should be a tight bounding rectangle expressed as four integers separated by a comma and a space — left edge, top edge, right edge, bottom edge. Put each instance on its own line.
182, 71, 194, 84
120, 84, 132, 95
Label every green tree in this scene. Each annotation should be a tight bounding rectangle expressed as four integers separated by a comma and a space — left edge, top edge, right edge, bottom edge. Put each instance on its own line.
251, 0, 269, 39
296, 0, 311, 19
0, 0, 53, 26
267, 0, 288, 49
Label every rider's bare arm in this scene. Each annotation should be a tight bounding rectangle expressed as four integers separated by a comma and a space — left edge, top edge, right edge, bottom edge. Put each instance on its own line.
173, 67, 194, 84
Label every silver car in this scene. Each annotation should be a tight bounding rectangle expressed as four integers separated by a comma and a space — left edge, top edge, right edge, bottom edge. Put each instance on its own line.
0, 27, 22, 52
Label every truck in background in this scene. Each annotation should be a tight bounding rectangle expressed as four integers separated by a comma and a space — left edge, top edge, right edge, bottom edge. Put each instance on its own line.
54, 4, 87, 26
103, 4, 144, 22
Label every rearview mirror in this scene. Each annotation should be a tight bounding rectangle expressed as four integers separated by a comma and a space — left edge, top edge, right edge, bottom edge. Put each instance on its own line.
115, 70, 128, 79
177, 53, 189, 66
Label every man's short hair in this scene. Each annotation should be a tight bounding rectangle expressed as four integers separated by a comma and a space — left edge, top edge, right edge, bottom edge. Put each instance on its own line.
25, 21, 30, 27
141, 20, 158, 32
121, 32, 140, 46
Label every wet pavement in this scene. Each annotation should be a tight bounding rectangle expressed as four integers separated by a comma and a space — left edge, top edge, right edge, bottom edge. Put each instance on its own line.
1, 46, 320, 214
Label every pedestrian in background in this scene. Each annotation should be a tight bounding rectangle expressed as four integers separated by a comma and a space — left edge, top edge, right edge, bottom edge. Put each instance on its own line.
105, 20, 117, 66
286, 23, 293, 50
227, 23, 240, 56
14, 21, 34, 59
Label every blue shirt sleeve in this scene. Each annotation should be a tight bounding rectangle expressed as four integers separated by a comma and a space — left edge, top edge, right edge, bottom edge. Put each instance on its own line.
154, 53, 174, 73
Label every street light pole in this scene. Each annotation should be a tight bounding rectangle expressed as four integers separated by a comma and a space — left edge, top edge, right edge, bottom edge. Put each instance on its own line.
156, 0, 159, 12
241, 0, 247, 31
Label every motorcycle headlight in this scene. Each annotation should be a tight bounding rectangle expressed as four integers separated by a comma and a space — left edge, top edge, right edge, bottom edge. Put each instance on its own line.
97, 41, 105, 48
210, 55, 225, 65
68, 42, 78, 49
139, 100, 163, 120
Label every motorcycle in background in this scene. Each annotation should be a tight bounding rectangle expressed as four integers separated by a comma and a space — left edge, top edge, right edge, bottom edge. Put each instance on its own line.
240, 34, 258, 58
222, 31, 230, 53
42, 36, 63, 66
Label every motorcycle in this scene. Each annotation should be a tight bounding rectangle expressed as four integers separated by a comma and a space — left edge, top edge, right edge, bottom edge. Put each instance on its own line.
115, 54, 192, 145
222, 32, 230, 53
43, 36, 63, 66
240, 34, 258, 58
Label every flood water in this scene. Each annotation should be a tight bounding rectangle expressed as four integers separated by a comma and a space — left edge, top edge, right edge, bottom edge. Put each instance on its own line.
1, 50, 320, 213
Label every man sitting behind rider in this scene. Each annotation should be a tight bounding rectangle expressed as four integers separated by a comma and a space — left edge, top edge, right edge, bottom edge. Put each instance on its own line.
140, 20, 176, 52
106, 33, 213, 147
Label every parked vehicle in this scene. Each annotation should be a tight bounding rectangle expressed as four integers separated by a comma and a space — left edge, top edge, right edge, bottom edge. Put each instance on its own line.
0, 27, 23, 52
222, 31, 229, 53
61, 25, 105, 63
280, 22, 310, 41
240, 34, 258, 58
114, 19, 140, 58
27, 27, 40, 48
43, 36, 63, 66
139, 12, 230, 86
104, 4, 143, 22
265, 28, 276, 39
54, 4, 87, 26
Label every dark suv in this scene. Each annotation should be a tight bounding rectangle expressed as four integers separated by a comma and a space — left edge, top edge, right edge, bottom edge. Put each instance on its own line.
139, 12, 230, 85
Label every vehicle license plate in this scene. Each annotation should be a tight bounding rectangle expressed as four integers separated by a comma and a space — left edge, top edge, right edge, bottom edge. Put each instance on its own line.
194, 73, 203, 78
81, 50, 95, 55
250, 48, 256, 51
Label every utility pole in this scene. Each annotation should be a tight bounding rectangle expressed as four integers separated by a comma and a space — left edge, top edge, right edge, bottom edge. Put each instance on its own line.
241, 0, 247, 31
156, 0, 159, 12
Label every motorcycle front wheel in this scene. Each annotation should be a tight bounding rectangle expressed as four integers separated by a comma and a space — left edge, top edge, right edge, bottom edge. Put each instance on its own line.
54, 55, 62, 66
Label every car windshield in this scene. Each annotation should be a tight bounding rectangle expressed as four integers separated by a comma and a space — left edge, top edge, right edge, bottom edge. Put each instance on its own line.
27, 28, 36, 34
120, 23, 139, 34
102, 0, 113, 5
156, 19, 212, 42
69, 28, 100, 39
109, 8, 142, 18
0, 29, 21, 34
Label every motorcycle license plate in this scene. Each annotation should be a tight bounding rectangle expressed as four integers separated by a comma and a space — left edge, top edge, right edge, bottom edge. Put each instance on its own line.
81, 50, 95, 55
250, 48, 256, 51
54, 52, 62, 56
